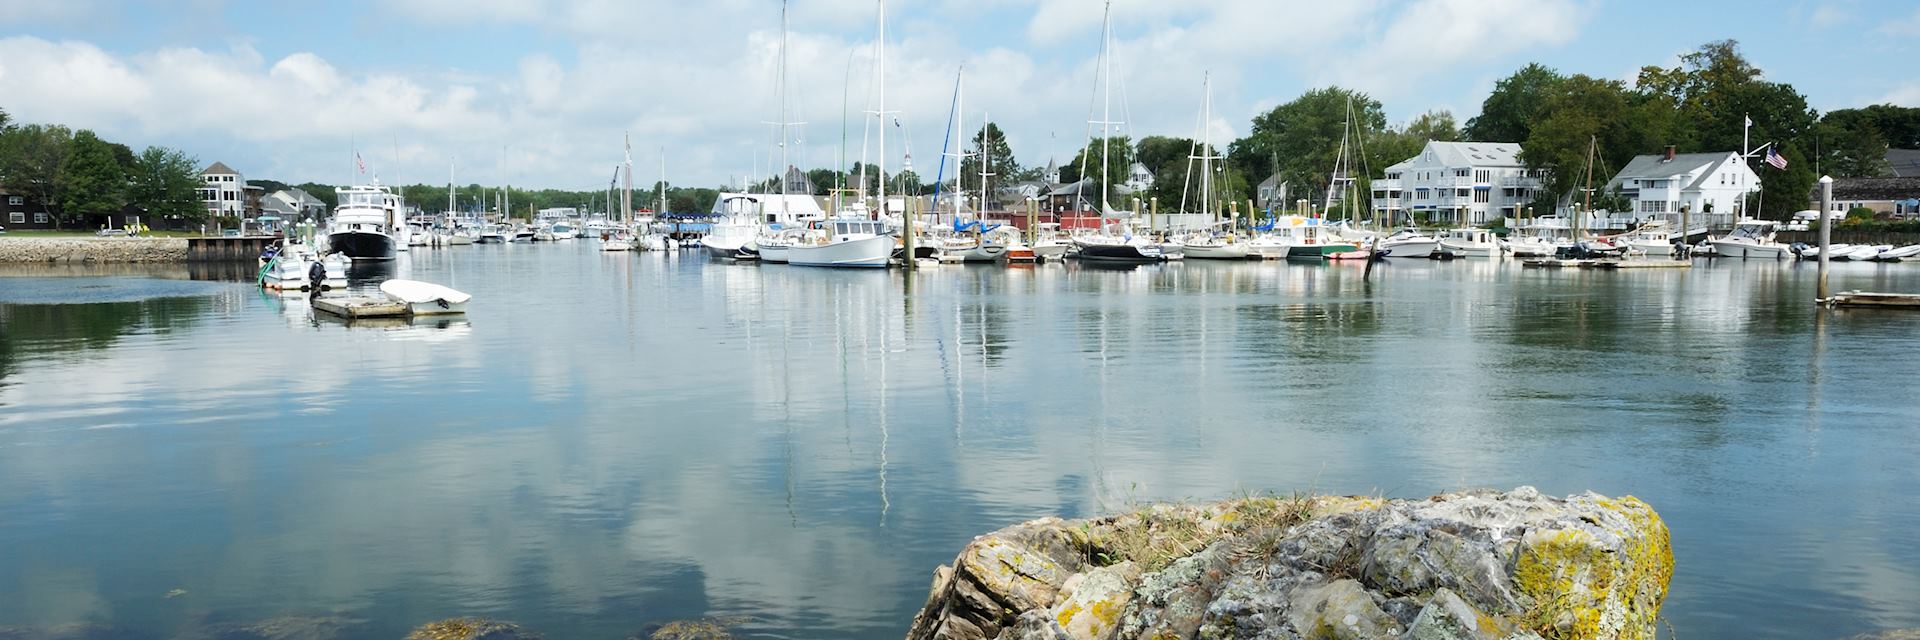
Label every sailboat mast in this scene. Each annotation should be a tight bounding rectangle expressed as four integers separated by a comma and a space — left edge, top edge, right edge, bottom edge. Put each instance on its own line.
1581, 135, 1596, 242
623, 132, 633, 226
981, 111, 992, 222
1201, 72, 1213, 222
955, 69, 965, 222
1099, 0, 1112, 217
876, 0, 888, 221
778, 0, 791, 219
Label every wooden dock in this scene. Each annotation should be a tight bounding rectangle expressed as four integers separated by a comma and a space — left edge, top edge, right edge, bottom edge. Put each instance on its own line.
1522, 259, 1692, 270
313, 296, 409, 319
1821, 291, 1920, 309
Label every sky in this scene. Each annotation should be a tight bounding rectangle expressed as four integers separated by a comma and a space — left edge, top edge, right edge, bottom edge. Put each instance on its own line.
2, 0, 1917, 193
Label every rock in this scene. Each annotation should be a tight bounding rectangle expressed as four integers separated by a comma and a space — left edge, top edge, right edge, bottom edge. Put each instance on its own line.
905, 488, 1671, 640
1049, 562, 1140, 639
404, 618, 539, 640
0, 237, 189, 263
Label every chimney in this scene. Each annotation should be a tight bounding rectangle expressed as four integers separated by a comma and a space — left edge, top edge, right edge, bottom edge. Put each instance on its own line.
1663, 146, 1676, 162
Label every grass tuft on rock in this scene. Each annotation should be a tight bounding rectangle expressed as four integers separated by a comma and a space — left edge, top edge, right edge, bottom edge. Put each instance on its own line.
1090, 493, 1319, 571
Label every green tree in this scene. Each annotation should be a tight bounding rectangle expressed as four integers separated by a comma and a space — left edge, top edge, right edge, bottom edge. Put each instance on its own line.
57, 130, 126, 228
1815, 109, 1891, 177
1227, 87, 1387, 210
1060, 135, 1137, 210
1854, 104, 1920, 149
0, 124, 73, 222
959, 123, 1018, 194
1134, 135, 1198, 210
1465, 64, 1565, 142
0, 108, 11, 130
127, 146, 203, 222
1636, 40, 1816, 218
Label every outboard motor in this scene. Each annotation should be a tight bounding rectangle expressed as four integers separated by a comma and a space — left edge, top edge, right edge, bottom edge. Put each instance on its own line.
1789, 242, 1810, 258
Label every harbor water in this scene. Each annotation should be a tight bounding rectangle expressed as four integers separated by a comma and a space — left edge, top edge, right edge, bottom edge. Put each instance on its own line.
1, 246, 1916, 639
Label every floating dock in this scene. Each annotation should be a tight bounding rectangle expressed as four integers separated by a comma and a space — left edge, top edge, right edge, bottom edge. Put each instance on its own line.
1522, 259, 1692, 270
1821, 291, 1920, 309
313, 296, 409, 319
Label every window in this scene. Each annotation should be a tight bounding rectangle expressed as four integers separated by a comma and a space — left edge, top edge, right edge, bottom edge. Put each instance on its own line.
1454, 168, 1470, 178
34, 212, 49, 224
1474, 169, 1491, 183
8, 212, 22, 224
1640, 200, 1667, 213
1473, 190, 1490, 204
6, 196, 21, 206
1455, 189, 1468, 197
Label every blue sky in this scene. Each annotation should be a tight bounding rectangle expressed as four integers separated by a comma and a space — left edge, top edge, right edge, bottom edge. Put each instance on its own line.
3, 0, 1916, 191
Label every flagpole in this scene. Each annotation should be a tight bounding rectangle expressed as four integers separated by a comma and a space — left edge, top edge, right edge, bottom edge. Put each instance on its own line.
1742, 113, 1750, 158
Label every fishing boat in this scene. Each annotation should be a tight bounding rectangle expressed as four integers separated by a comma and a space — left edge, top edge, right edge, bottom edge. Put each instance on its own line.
324, 183, 406, 260
757, 227, 806, 263
1029, 223, 1071, 261
789, 217, 894, 268
476, 223, 508, 244
1438, 228, 1500, 257
790, 0, 897, 269
380, 279, 471, 315
705, 194, 762, 259
1615, 221, 1677, 258
1706, 219, 1788, 259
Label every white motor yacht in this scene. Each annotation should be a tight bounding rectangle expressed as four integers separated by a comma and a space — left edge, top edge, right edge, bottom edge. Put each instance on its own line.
1707, 219, 1788, 259
324, 184, 406, 260
1377, 229, 1441, 259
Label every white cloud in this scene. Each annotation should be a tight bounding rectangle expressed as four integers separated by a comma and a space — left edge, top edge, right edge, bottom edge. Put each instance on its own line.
0, 1, 1600, 190
1878, 83, 1920, 108
1875, 6, 1920, 36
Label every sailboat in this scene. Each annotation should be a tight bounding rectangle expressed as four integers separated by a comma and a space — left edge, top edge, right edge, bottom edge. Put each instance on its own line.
788, 0, 896, 269
1286, 98, 1365, 260
1176, 73, 1248, 260
755, 1, 808, 265
1069, 2, 1162, 265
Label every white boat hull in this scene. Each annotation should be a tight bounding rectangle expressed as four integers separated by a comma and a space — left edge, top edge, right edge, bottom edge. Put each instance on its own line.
1627, 242, 1674, 258
1709, 239, 1788, 259
1180, 243, 1249, 260
380, 279, 471, 315
1380, 239, 1440, 259
941, 243, 1009, 263
1439, 240, 1498, 257
759, 244, 791, 263
789, 235, 894, 268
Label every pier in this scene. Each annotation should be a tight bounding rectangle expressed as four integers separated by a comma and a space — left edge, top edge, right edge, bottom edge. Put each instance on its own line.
1820, 290, 1920, 309
312, 296, 409, 319
1521, 259, 1693, 269
185, 235, 279, 261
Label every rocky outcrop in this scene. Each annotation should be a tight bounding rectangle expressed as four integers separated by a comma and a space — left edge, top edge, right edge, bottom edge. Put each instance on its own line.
906, 488, 1671, 640
0, 237, 189, 262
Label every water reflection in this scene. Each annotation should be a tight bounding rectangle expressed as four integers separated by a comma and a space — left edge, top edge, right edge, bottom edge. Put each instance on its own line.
0, 249, 1917, 639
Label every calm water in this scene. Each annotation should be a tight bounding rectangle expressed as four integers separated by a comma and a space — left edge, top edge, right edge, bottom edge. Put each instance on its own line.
1, 247, 1916, 639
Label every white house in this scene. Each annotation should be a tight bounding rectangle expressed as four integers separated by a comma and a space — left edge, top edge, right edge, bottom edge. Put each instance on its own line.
1373, 141, 1541, 226
198, 161, 246, 219
1119, 161, 1154, 195
1602, 149, 1757, 230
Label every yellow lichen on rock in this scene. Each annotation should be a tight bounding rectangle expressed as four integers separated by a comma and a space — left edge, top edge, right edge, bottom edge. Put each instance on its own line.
1513, 496, 1671, 640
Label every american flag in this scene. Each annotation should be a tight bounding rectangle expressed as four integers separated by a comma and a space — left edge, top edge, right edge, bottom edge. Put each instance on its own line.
355, 152, 366, 174
1764, 147, 1788, 170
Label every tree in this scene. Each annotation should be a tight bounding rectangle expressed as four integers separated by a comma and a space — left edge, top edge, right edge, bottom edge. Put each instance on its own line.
1060, 135, 1137, 211
1635, 40, 1817, 219
57, 130, 127, 227
1815, 110, 1891, 177
293, 183, 338, 210
1227, 87, 1387, 211
0, 108, 11, 131
805, 168, 838, 195
0, 124, 73, 223
1135, 135, 1197, 210
127, 146, 203, 222
1404, 111, 1462, 142
959, 123, 1019, 193
1465, 64, 1564, 142
1856, 104, 1920, 149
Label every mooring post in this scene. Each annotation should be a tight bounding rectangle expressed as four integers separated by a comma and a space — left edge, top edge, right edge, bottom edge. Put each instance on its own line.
1818, 175, 1832, 303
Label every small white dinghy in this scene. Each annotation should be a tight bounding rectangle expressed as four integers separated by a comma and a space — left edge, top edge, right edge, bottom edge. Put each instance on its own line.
379, 279, 472, 316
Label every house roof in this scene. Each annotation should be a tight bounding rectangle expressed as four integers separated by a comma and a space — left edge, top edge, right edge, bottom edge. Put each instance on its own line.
1382, 141, 1524, 174
1816, 177, 1920, 201
201, 161, 237, 175
1888, 148, 1920, 178
1429, 141, 1524, 167
1605, 151, 1744, 192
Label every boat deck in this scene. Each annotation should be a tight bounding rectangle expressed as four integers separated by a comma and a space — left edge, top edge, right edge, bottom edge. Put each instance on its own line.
1522, 259, 1692, 269
313, 296, 409, 319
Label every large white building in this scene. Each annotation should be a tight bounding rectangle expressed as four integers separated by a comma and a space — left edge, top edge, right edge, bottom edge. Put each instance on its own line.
1372, 141, 1541, 226
198, 161, 246, 219
1602, 149, 1758, 230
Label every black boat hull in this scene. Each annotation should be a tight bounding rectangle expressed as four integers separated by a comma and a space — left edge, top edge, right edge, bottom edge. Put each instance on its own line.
327, 232, 396, 261
1075, 244, 1162, 264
